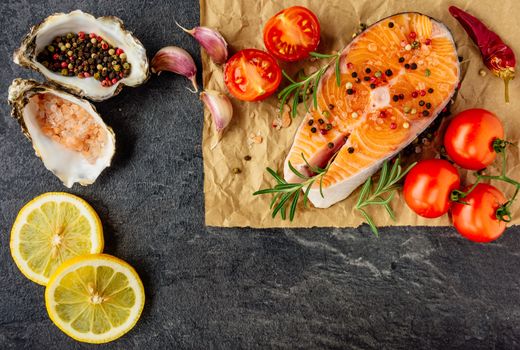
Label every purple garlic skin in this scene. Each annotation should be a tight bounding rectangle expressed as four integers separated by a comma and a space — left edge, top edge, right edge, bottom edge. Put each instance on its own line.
177, 22, 228, 65
151, 46, 198, 92
201, 90, 233, 149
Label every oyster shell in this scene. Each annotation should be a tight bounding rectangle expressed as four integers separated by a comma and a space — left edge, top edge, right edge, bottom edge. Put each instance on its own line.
8, 78, 116, 187
14, 10, 149, 101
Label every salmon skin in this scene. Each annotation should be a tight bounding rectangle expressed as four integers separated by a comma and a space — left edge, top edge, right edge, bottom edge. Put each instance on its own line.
284, 12, 460, 208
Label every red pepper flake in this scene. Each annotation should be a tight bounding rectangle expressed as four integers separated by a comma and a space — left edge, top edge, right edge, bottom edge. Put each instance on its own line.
409, 31, 417, 39
390, 122, 397, 129
347, 62, 354, 69
370, 76, 377, 83
420, 90, 426, 96
425, 39, 431, 45
411, 91, 418, 98
379, 110, 386, 118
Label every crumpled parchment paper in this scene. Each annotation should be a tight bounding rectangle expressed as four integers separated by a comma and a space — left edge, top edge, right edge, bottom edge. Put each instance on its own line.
200, 0, 520, 228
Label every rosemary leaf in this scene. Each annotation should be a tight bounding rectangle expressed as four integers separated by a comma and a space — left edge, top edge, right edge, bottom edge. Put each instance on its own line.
291, 88, 300, 118
335, 56, 341, 87
282, 69, 297, 84
356, 177, 372, 207
273, 193, 293, 218
266, 167, 286, 184
374, 161, 389, 194
303, 183, 312, 208
270, 192, 282, 209
309, 52, 338, 59
358, 208, 379, 237
289, 190, 300, 221
288, 161, 308, 179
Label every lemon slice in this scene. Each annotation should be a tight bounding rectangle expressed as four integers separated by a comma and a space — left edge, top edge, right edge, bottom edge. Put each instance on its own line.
45, 254, 145, 343
10, 192, 104, 285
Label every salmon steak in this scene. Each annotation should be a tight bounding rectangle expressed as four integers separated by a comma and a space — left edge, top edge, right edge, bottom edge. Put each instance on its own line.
284, 13, 460, 208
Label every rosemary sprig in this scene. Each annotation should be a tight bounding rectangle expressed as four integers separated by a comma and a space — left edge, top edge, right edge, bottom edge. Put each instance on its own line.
278, 51, 342, 118
253, 152, 338, 221
355, 157, 417, 236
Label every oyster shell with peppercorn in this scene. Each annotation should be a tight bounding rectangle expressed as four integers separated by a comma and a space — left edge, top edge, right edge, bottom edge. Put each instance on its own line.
8, 79, 116, 187
13, 10, 149, 101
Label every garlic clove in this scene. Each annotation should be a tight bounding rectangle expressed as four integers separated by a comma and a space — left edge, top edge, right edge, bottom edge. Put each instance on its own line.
200, 90, 233, 148
176, 22, 228, 65
151, 46, 198, 92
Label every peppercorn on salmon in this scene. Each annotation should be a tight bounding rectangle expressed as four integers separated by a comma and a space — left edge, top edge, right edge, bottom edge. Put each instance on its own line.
284, 13, 460, 208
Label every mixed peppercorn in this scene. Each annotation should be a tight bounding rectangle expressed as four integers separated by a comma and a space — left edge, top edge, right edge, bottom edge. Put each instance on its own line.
37, 32, 132, 87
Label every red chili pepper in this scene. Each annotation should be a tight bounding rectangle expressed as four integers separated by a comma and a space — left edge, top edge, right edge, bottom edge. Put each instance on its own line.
449, 6, 516, 103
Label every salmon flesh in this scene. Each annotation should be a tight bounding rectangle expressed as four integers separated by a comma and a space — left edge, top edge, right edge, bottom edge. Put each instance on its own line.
284, 13, 460, 208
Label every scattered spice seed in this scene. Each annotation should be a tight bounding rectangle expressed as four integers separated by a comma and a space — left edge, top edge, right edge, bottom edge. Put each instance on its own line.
411, 63, 418, 70
374, 71, 382, 78
327, 142, 334, 149
348, 147, 355, 153
392, 95, 399, 102
388, 22, 394, 28
399, 57, 405, 63
328, 104, 335, 110
232, 167, 242, 174
426, 102, 432, 109
422, 110, 430, 116
326, 123, 333, 130
403, 106, 411, 113
425, 39, 432, 45
404, 63, 410, 69
411, 108, 417, 114
308, 119, 314, 126
351, 112, 359, 119
425, 69, 431, 77
347, 88, 354, 95
409, 31, 417, 39
403, 122, 410, 129
405, 44, 412, 51
244, 155, 251, 161
419, 100, 425, 106
365, 68, 371, 74
479, 69, 487, 76
320, 129, 328, 135
398, 93, 404, 100
411, 91, 418, 98
428, 88, 434, 93
420, 90, 426, 96
346, 82, 353, 89
385, 69, 393, 76
351, 72, 358, 78
411, 41, 420, 49
390, 122, 397, 129
363, 76, 370, 81
370, 83, 376, 89
318, 118, 324, 124
355, 78, 361, 83
311, 127, 317, 133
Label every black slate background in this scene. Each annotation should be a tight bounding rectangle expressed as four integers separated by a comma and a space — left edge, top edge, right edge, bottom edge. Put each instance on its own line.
1, 1, 519, 349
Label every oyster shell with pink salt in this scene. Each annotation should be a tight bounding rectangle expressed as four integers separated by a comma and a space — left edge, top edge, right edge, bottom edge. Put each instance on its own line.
8, 78, 115, 187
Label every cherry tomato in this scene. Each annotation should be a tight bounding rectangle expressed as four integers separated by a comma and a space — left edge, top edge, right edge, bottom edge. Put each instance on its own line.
444, 108, 504, 170
224, 49, 282, 102
263, 6, 321, 62
403, 159, 461, 218
451, 183, 507, 243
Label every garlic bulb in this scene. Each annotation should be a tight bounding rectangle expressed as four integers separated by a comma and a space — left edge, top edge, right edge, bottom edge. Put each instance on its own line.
200, 90, 233, 148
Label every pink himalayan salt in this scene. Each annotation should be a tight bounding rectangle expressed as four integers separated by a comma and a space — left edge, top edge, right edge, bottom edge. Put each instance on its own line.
32, 93, 105, 163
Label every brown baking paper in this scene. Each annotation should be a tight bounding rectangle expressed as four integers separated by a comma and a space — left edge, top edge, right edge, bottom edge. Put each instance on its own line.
200, 0, 520, 228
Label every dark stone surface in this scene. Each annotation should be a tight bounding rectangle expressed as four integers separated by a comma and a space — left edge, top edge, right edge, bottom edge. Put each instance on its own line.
1, 1, 519, 349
